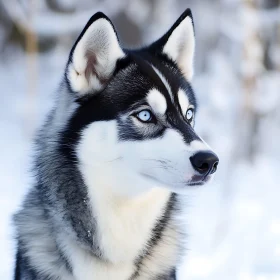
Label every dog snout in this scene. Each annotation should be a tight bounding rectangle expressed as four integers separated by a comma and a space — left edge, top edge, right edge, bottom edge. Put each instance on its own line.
190, 151, 219, 175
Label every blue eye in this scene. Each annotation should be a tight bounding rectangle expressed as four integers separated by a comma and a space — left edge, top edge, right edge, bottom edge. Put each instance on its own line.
137, 110, 153, 122
186, 108, 194, 121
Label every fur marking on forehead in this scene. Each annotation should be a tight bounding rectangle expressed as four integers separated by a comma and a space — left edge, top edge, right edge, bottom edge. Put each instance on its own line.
146, 89, 167, 115
130, 55, 171, 100
151, 66, 173, 101
178, 88, 190, 115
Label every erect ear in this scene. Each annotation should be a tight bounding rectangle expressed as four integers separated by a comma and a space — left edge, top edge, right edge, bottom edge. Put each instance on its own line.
149, 9, 195, 80
65, 12, 125, 95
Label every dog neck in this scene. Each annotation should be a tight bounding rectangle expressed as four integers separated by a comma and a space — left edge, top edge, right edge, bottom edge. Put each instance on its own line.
80, 165, 172, 263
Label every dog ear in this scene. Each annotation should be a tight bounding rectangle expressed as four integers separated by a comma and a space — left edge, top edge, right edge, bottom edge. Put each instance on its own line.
148, 9, 195, 80
65, 12, 125, 95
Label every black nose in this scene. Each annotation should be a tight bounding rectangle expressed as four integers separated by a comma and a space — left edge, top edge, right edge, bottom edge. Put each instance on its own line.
190, 151, 219, 175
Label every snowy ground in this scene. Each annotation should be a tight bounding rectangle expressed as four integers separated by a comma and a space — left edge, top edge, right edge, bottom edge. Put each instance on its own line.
1, 46, 280, 280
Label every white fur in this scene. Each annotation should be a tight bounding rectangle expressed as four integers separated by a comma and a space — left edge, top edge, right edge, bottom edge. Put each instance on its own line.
63, 189, 174, 280
67, 18, 125, 94
163, 16, 195, 80
63, 238, 135, 280
62, 210, 181, 280
147, 88, 167, 115
72, 121, 188, 279
151, 65, 173, 100
74, 122, 181, 279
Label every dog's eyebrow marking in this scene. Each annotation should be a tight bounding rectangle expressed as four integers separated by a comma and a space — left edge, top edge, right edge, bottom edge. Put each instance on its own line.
147, 89, 167, 115
151, 65, 173, 101
178, 88, 189, 116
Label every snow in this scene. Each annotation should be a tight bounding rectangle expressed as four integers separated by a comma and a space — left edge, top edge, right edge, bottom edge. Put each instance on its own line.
177, 157, 280, 280
1, 1, 280, 279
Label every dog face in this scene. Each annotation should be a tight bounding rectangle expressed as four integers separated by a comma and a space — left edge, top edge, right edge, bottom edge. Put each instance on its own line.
61, 10, 219, 196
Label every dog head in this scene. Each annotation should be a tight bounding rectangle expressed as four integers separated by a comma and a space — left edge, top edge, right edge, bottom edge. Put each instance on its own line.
60, 10, 219, 196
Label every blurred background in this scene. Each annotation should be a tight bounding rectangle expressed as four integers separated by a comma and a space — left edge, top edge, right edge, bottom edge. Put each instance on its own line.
0, 0, 280, 279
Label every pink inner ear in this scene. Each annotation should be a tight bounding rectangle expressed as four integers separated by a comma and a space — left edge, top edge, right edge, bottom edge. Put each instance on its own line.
85, 50, 108, 85
85, 50, 98, 81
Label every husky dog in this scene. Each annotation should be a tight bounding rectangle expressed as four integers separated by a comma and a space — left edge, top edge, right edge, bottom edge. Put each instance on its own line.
14, 9, 219, 280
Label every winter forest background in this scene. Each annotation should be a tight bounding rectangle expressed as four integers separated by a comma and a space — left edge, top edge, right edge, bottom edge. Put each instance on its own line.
0, 0, 280, 279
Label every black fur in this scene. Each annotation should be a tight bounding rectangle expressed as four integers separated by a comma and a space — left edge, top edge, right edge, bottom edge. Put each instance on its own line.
14, 249, 21, 280
14, 247, 37, 280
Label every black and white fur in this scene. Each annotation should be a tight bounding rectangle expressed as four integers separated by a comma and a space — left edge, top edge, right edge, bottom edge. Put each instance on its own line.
14, 9, 218, 280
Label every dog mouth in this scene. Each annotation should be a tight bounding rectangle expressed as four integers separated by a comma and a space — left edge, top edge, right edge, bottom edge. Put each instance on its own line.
186, 174, 212, 186
140, 172, 212, 188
